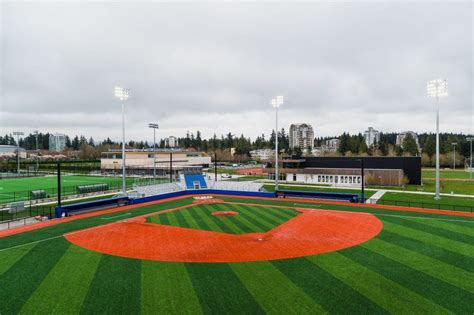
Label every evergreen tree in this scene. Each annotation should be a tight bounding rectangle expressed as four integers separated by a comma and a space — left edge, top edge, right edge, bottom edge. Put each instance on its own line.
402, 133, 419, 156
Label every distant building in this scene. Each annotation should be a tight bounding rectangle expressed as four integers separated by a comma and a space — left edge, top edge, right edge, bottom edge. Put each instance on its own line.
0, 145, 26, 158
49, 134, 66, 152
250, 149, 274, 161
325, 139, 340, 150
165, 136, 178, 148
396, 131, 420, 149
363, 127, 380, 147
289, 123, 314, 151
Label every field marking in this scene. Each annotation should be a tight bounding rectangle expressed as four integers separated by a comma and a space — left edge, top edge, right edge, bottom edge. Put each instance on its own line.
0, 235, 63, 253
373, 213, 474, 223
101, 212, 132, 220
293, 203, 321, 208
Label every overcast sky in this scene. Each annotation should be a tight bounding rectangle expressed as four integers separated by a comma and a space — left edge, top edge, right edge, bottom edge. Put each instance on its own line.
0, 1, 472, 142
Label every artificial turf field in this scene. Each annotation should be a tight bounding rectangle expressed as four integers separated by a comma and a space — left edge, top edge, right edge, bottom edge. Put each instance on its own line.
0, 175, 135, 203
0, 195, 473, 314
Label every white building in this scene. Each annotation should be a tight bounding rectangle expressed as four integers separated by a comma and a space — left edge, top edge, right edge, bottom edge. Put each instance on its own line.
325, 139, 340, 150
250, 149, 274, 161
363, 127, 380, 147
289, 123, 314, 151
165, 136, 178, 148
49, 134, 66, 152
396, 131, 420, 149
0, 145, 27, 158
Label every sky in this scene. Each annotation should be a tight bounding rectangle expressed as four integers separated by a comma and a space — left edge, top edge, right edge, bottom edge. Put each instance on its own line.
0, 1, 472, 142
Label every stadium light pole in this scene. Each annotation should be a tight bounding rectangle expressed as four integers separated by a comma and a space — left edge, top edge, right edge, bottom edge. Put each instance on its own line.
271, 96, 284, 191
427, 79, 448, 200
467, 137, 473, 180
34, 130, 39, 173
13, 131, 24, 174
114, 86, 130, 195
452, 142, 457, 170
148, 123, 159, 182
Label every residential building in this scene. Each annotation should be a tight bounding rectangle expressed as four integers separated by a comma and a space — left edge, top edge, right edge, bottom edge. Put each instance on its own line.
325, 139, 340, 151
289, 123, 314, 151
49, 134, 66, 152
363, 127, 380, 147
250, 149, 275, 161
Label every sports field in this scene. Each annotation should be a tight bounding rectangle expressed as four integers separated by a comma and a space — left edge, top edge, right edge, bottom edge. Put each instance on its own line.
0, 195, 473, 314
0, 175, 135, 204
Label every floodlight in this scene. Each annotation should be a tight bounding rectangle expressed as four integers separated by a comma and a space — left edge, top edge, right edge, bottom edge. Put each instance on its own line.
427, 79, 448, 98
148, 123, 159, 129
114, 86, 130, 101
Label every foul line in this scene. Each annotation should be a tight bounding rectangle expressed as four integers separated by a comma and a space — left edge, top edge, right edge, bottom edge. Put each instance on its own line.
0, 235, 63, 253
101, 213, 132, 220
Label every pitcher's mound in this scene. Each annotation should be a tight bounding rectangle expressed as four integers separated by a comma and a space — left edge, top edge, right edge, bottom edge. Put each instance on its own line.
212, 211, 238, 216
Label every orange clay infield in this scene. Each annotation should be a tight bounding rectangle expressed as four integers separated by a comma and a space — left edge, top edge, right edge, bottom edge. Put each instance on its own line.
65, 202, 383, 263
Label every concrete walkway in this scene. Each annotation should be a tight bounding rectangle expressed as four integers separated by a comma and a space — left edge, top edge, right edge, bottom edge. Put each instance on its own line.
366, 190, 387, 204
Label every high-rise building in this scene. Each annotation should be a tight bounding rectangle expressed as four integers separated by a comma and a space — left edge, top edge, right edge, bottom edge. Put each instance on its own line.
49, 133, 66, 152
363, 127, 380, 147
289, 123, 314, 151
165, 136, 178, 148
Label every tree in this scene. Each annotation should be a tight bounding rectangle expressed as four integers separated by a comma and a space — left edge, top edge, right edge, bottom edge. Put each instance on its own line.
402, 133, 419, 156
424, 135, 435, 161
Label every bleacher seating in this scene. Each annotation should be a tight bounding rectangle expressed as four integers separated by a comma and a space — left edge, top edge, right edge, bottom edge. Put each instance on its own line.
134, 182, 183, 197
184, 175, 207, 189
207, 180, 263, 192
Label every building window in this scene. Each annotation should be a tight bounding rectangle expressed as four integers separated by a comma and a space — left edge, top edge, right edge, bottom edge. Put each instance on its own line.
293, 174, 297, 181
318, 175, 321, 182
335, 176, 338, 183
357, 177, 361, 184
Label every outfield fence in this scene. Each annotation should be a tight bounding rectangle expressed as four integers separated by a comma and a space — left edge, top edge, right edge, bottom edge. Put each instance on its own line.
0, 204, 53, 227
365, 198, 473, 213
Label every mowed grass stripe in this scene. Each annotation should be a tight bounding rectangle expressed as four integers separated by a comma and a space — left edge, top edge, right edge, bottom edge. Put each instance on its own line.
271, 257, 385, 314
408, 217, 474, 237
0, 238, 70, 314
341, 246, 469, 314
222, 205, 268, 233
362, 238, 474, 293
179, 209, 203, 230
212, 204, 260, 233
231, 261, 326, 314
229, 205, 274, 231
308, 253, 446, 314
167, 211, 181, 227
20, 245, 102, 314
142, 261, 202, 314
174, 209, 192, 229
199, 205, 238, 234
186, 263, 264, 314
262, 206, 295, 222
241, 205, 284, 227
381, 216, 474, 244
0, 243, 36, 276
81, 255, 141, 314
382, 220, 474, 258
377, 230, 474, 272
187, 206, 219, 232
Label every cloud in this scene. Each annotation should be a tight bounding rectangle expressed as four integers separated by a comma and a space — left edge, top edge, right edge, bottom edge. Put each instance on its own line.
0, 1, 472, 142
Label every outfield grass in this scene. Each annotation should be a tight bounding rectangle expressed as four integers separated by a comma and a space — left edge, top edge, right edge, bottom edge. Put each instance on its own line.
422, 169, 473, 180
0, 196, 473, 314
379, 192, 474, 212
0, 175, 136, 204
370, 180, 474, 195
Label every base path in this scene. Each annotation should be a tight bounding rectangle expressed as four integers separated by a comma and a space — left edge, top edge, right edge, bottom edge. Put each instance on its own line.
65, 207, 382, 263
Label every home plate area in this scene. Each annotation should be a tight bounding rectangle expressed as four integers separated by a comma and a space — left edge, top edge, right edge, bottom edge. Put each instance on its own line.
65, 200, 383, 263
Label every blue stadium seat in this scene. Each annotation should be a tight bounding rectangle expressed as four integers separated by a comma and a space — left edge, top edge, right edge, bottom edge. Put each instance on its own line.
184, 175, 207, 189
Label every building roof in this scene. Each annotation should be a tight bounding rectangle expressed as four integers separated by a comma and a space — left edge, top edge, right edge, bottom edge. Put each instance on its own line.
0, 145, 26, 153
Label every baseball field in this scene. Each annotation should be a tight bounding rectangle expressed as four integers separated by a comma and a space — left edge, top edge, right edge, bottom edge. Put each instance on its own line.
0, 195, 473, 314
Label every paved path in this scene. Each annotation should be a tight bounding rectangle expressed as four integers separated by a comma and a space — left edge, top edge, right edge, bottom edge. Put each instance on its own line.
366, 190, 387, 204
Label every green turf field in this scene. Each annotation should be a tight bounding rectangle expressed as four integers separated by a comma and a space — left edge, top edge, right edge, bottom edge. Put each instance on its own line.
0, 175, 136, 204
379, 192, 474, 212
0, 196, 473, 314
147, 203, 299, 234
422, 169, 473, 180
